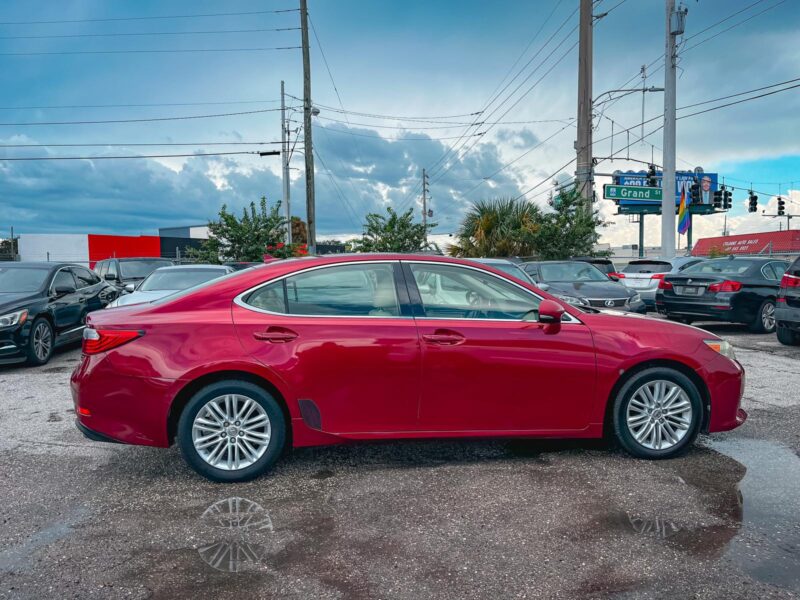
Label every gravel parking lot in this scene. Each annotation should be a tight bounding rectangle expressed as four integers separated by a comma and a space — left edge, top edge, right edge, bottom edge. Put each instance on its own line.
1, 322, 799, 599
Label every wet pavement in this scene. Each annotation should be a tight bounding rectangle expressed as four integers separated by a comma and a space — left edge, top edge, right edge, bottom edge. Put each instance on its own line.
0, 325, 799, 599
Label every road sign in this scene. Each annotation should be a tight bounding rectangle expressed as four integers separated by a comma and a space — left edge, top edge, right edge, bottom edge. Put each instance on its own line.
603, 184, 662, 202
612, 170, 719, 206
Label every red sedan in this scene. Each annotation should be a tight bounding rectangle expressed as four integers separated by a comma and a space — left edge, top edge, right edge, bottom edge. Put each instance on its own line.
71, 254, 746, 482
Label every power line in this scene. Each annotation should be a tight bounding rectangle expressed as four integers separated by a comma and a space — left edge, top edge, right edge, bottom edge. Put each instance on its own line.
677, 81, 800, 120
0, 151, 267, 161
0, 27, 300, 40
678, 76, 800, 110
0, 46, 301, 57
681, 0, 785, 53
0, 9, 299, 25
0, 106, 295, 126
311, 147, 362, 231
312, 124, 486, 141
0, 141, 284, 148
288, 98, 482, 122
0, 99, 281, 110
315, 114, 574, 130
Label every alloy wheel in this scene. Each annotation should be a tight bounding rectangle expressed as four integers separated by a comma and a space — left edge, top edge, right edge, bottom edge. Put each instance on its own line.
33, 322, 52, 361
762, 302, 776, 331
192, 394, 271, 471
625, 380, 693, 451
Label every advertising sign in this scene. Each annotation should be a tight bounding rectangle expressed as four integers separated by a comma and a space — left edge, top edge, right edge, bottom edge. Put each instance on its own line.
612, 171, 718, 206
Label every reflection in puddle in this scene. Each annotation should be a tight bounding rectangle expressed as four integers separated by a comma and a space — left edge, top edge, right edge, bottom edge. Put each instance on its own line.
197, 497, 274, 573
626, 515, 682, 540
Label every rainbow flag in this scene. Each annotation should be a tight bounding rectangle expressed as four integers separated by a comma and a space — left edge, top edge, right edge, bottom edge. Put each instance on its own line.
677, 186, 690, 235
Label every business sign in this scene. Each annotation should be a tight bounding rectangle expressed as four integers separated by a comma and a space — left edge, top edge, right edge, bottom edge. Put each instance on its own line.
611, 171, 719, 206
691, 230, 800, 257
603, 184, 662, 202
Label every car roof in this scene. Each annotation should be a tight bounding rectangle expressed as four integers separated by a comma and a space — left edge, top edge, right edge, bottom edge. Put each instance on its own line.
469, 257, 519, 265
110, 257, 173, 262
151, 264, 230, 271
0, 261, 75, 270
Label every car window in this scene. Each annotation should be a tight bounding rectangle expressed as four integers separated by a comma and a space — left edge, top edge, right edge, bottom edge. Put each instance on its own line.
410, 263, 539, 320
677, 260, 702, 271
246, 281, 287, 313
266, 263, 402, 317
684, 259, 754, 275
622, 261, 671, 274
761, 263, 778, 280
107, 261, 118, 279
0, 267, 50, 292
789, 257, 800, 277
538, 262, 608, 282
95, 261, 107, 278
768, 261, 788, 279
51, 269, 77, 292
139, 268, 228, 292
119, 259, 173, 279
71, 266, 99, 288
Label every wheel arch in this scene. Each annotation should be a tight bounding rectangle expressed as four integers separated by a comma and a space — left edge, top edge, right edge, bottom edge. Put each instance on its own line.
166, 370, 293, 446
602, 358, 711, 438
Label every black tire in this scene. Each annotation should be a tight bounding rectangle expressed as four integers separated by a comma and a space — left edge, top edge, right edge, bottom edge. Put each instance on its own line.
749, 299, 776, 334
25, 317, 54, 366
177, 380, 286, 483
612, 367, 703, 460
777, 323, 799, 346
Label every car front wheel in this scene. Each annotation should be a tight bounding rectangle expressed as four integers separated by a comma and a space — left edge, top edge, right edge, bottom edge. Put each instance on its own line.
613, 367, 702, 459
26, 317, 54, 366
177, 380, 286, 483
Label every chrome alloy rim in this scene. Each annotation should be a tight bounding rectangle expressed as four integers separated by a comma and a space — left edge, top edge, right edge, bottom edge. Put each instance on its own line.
626, 380, 693, 450
192, 394, 271, 471
762, 302, 776, 331
32, 322, 52, 361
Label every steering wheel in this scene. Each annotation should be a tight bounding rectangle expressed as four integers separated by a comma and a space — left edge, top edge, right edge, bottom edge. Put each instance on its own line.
465, 290, 491, 318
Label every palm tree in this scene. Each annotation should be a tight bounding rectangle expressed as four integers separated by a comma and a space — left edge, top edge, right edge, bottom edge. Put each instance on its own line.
448, 197, 541, 258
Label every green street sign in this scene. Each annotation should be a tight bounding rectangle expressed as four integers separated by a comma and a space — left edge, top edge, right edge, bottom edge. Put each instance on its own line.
603, 184, 663, 202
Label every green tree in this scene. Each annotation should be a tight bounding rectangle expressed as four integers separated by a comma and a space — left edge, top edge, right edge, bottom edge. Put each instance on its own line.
448, 197, 541, 258
351, 207, 436, 253
187, 196, 286, 263
533, 189, 607, 260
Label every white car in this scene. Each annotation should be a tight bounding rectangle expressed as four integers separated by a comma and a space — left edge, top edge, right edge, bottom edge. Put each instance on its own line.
107, 265, 233, 308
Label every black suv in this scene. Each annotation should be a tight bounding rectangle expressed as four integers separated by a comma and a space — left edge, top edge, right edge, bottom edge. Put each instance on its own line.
94, 257, 174, 293
0, 263, 117, 365
776, 255, 800, 345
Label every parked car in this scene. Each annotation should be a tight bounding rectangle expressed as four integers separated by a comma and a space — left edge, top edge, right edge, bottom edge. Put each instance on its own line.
618, 257, 705, 310
223, 262, 262, 271
94, 257, 174, 293
107, 264, 234, 308
655, 256, 789, 332
72, 254, 745, 482
467, 258, 535, 283
571, 256, 618, 278
0, 262, 116, 366
521, 260, 646, 313
776, 255, 800, 345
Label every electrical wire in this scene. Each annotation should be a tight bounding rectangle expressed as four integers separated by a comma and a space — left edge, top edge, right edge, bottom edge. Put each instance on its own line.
0, 99, 282, 110
0, 141, 284, 148
312, 124, 486, 142
0, 151, 267, 161
288, 97, 483, 122
0, 46, 301, 57
0, 9, 299, 25
311, 147, 362, 231
0, 28, 300, 40
315, 115, 574, 130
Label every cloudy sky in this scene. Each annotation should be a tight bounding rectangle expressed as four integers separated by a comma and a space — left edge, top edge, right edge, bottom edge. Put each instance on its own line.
1, 0, 799, 250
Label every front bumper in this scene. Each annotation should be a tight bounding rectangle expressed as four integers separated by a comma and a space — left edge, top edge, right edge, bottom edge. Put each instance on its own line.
0, 323, 29, 364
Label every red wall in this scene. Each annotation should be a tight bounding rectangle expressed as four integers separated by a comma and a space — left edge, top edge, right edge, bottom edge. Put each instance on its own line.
87, 234, 162, 268
692, 230, 800, 256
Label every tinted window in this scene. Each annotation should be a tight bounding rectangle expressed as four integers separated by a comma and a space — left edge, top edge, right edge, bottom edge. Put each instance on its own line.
677, 260, 702, 271
789, 257, 800, 277
139, 268, 228, 291
107, 261, 118, 279
538, 262, 608, 282
0, 267, 50, 292
761, 263, 778, 280
485, 263, 535, 283
95, 261, 107, 278
51, 269, 77, 292
72, 267, 99, 287
410, 263, 538, 320
767, 261, 788, 280
622, 261, 671, 274
119, 259, 173, 279
685, 259, 755, 275
282, 263, 400, 317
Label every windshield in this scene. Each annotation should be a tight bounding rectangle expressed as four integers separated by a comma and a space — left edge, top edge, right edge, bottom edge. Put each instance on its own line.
139, 268, 227, 292
538, 262, 608, 282
0, 267, 50, 293
119, 259, 173, 279
623, 261, 671, 274
491, 263, 534, 283
684, 259, 754, 276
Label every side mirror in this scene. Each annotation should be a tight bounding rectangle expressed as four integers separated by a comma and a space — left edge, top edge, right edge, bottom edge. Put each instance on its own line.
104, 273, 118, 281
538, 299, 565, 324
124, 283, 135, 293
53, 285, 75, 297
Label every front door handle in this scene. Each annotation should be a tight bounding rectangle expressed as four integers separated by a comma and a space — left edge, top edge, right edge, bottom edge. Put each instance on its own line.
422, 331, 465, 346
253, 328, 298, 343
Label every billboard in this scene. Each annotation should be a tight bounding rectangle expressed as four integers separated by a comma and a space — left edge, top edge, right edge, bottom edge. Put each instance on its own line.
612, 171, 719, 206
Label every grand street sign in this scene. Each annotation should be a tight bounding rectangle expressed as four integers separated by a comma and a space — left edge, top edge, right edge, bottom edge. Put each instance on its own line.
603, 184, 663, 202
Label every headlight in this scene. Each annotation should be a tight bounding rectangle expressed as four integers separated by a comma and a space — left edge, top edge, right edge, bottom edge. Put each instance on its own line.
0, 309, 28, 328
629, 293, 641, 303
704, 339, 737, 361
554, 294, 589, 306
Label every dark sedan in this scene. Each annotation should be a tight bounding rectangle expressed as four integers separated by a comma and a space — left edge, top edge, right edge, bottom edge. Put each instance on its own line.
0, 263, 117, 365
655, 256, 789, 333
521, 260, 646, 313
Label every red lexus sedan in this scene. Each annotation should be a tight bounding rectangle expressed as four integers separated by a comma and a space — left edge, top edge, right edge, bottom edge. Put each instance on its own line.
71, 254, 746, 482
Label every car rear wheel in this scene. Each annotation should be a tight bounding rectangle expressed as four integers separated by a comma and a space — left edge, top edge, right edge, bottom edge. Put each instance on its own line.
25, 317, 54, 366
613, 368, 702, 459
749, 299, 776, 334
777, 323, 799, 346
178, 381, 286, 483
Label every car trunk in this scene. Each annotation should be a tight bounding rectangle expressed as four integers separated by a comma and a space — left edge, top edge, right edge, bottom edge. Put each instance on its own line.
662, 274, 731, 301
620, 261, 671, 291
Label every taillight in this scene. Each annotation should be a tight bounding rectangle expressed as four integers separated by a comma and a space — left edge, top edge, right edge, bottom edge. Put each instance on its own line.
650, 273, 665, 280
609, 272, 625, 279
707, 280, 742, 293
780, 274, 800, 289
82, 328, 143, 355
658, 279, 673, 290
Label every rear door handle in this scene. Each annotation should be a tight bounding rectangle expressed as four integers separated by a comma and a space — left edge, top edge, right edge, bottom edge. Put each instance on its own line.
422, 332, 465, 346
253, 328, 298, 343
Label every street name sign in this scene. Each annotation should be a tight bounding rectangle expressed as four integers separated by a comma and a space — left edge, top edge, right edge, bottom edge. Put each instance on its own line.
603, 184, 662, 202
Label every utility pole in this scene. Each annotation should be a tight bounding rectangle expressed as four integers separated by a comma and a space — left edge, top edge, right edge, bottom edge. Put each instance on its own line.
575, 0, 593, 209
281, 81, 292, 245
661, 1, 687, 259
299, 0, 316, 254
421, 169, 430, 246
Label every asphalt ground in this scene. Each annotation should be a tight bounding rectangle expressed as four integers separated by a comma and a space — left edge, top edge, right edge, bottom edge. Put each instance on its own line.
0, 320, 798, 599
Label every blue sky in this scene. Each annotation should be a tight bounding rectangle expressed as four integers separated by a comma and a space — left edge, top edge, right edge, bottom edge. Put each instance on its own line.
1, 0, 799, 246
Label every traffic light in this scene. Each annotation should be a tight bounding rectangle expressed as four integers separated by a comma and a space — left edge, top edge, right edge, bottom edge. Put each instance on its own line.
777, 197, 786, 216
748, 192, 758, 213
713, 190, 723, 209
647, 164, 658, 187
690, 179, 701, 204
723, 187, 732, 210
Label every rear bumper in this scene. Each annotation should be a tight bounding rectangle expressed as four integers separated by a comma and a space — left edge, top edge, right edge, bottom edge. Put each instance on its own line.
775, 303, 800, 328
75, 419, 124, 444
656, 297, 750, 323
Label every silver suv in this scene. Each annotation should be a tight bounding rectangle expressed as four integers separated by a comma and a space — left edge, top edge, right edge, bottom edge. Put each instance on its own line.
619, 257, 704, 310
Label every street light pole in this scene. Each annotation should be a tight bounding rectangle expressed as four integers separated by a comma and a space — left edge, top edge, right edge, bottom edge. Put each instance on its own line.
281, 80, 292, 245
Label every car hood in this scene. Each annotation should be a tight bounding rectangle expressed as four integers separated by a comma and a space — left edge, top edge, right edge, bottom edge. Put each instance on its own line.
113, 289, 176, 307
0, 292, 42, 313
544, 280, 633, 299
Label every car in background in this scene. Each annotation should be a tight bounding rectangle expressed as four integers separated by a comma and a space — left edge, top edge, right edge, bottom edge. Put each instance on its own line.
0, 263, 116, 365
107, 264, 234, 308
571, 256, 618, 278
776, 255, 800, 345
468, 258, 535, 283
656, 256, 789, 333
521, 260, 646, 313
94, 257, 174, 293
618, 257, 705, 310
223, 261, 262, 271
72, 253, 745, 482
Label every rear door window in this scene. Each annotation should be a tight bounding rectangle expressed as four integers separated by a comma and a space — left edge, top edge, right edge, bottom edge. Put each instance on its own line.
622, 261, 671, 274
71, 266, 100, 288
